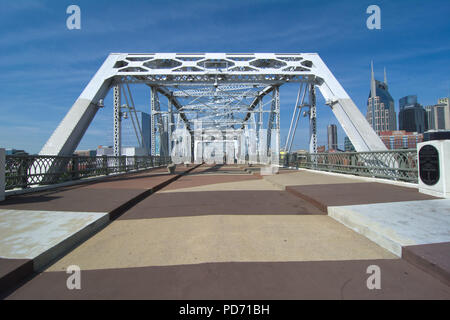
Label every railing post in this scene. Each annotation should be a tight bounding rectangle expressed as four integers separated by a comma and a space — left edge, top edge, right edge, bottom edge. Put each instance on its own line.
72, 155, 80, 180
121, 156, 126, 172
351, 153, 357, 173
0, 148, 5, 201
102, 155, 108, 175
19, 157, 29, 189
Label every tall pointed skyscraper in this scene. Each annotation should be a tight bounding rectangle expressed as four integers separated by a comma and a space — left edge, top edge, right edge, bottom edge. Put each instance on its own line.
366, 62, 397, 134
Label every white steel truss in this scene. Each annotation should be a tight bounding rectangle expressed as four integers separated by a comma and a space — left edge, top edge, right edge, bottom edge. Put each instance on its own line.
113, 84, 121, 156
39, 53, 387, 163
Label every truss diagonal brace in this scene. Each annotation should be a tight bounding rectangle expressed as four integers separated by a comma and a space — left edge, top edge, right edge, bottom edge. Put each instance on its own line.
40, 54, 120, 156
146, 84, 192, 133
307, 54, 386, 151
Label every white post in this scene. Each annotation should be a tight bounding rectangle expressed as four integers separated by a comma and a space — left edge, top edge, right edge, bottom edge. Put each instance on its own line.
417, 140, 450, 198
0, 148, 5, 201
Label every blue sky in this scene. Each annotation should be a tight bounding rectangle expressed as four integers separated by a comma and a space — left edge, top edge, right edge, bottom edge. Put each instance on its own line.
0, 0, 449, 154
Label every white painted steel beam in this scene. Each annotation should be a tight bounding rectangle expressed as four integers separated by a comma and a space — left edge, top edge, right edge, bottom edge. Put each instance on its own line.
306, 54, 387, 151
40, 54, 123, 156
39, 53, 385, 159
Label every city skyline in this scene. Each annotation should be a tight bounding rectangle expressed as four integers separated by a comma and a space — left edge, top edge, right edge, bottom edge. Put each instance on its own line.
1, 0, 449, 154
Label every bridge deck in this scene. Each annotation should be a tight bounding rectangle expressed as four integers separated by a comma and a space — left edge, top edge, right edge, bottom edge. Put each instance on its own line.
1, 165, 449, 299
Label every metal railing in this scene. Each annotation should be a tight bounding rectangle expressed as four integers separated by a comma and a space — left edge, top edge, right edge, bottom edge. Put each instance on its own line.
281, 149, 418, 183
5, 155, 171, 190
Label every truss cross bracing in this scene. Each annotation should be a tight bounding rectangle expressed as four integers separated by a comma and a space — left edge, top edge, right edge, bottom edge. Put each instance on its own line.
39, 53, 386, 166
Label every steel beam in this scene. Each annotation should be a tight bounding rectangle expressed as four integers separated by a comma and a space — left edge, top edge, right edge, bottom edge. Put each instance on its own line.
39, 52, 386, 169
40, 54, 122, 156
113, 84, 122, 156
307, 54, 386, 151
309, 84, 317, 154
150, 86, 157, 156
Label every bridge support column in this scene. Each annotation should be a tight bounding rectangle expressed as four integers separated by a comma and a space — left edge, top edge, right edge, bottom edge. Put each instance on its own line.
0, 148, 5, 201
168, 99, 173, 157
113, 84, 122, 157
274, 86, 280, 167
258, 97, 263, 163
308, 84, 318, 169
150, 87, 157, 156
309, 84, 317, 154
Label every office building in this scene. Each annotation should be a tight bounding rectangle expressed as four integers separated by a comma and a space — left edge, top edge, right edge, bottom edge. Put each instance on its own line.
96, 145, 114, 156
122, 111, 151, 155
425, 97, 450, 131
423, 130, 450, 141
74, 150, 96, 157
327, 124, 338, 151
5, 149, 28, 155
379, 130, 423, 150
398, 95, 426, 133
366, 63, 397, 134
344, 137, 355, 152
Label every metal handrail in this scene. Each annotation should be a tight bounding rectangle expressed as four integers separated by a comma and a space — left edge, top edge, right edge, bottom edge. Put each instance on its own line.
5, 155, 171, 190
281, 149, 418, 183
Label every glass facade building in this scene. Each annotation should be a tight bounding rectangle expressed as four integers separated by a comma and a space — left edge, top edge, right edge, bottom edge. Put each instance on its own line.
344, 136, 355, 152
366, 64, 397, 134
122, 111, 152, 155
398, 95, 426, 133
327, 124, 338, 151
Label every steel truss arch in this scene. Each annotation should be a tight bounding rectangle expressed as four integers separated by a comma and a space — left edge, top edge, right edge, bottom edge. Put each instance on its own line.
39, 52, 386, 166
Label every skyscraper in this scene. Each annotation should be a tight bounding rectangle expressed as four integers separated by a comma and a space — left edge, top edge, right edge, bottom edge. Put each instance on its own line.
425, 97, 450, 131
122, 111, 151, 154
327, 124, 338, 150
398, 95, 426, 133
366, 63, 397, 134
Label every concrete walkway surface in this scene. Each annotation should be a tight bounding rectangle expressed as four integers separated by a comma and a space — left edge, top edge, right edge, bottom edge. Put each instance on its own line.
0, 164, 198, 296
1, 165, 449, 299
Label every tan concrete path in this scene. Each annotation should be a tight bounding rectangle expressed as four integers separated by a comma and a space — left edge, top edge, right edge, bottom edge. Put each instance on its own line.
4, 165, 450, 299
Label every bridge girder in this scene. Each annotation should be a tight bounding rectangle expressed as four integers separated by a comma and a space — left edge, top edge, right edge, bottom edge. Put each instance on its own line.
39, 52, 386, 160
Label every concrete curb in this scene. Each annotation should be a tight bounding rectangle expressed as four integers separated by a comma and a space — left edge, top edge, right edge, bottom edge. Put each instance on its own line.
0, 163, 201, 297
402, 244, 450, 287
328, 204, 450, 287
327, 206, 403, 256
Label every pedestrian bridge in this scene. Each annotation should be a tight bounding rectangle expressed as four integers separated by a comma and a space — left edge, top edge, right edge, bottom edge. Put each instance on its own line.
1, 163, 449, 299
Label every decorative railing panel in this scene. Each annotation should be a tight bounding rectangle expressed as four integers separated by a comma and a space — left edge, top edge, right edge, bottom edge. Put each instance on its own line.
281, 150, 418, 183
5, 155, 170, 190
